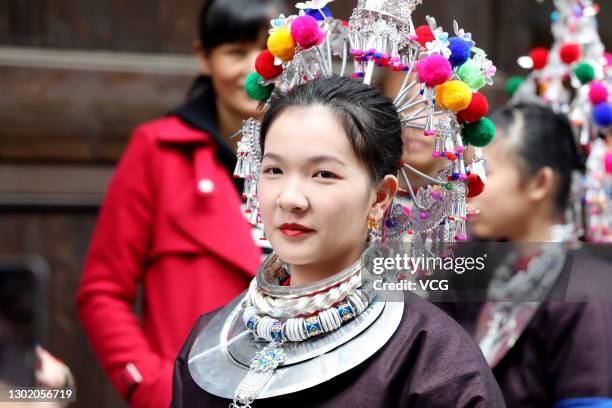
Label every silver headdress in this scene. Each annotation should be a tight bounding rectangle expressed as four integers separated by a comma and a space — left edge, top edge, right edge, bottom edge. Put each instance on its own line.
235, 0, 497, 259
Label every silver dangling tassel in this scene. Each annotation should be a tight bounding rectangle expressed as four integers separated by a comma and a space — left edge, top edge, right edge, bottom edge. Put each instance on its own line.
470, 148, 487, 182
444, 132, 455, 158
433, 131, 445, 158
458, 155, 467, 181
451, 186, 467, 241
231, 342, 287, 408
455, 218, 468, 242
424, 109, 436, 137
248, 200, 259, 226
234, 153, 245, 179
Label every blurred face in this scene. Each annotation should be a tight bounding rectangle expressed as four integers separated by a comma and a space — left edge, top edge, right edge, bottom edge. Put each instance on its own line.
197, 38, 265, 118
402, 127, 442, 175
258, 106, 380, 272
469, 138, 531, 240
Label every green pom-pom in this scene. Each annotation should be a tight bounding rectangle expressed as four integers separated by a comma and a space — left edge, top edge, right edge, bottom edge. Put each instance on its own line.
245, 72, 274, 101
462, 117, 495, 147
457, 59, 486, 90
505, 76, 525, 98
574, 62, 595, 85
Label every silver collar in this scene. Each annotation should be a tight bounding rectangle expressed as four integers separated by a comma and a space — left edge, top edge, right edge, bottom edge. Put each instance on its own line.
188, 293, 403, 399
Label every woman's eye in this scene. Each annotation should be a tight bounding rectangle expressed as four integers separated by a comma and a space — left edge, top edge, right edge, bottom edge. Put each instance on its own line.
264, 167, 282, 175
314, 171, 337, 179
223, 47, 246, 57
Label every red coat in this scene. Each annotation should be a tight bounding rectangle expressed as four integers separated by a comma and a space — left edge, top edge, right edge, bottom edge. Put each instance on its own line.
76, 115, 262, 408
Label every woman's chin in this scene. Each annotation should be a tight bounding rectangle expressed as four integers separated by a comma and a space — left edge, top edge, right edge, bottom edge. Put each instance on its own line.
275, 252, 318, 268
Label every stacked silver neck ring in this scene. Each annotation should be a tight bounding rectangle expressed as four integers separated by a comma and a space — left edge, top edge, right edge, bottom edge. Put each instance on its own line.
243, 253, 373, 342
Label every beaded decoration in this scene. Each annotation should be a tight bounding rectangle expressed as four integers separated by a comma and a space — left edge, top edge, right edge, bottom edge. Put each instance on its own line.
242, 289, 369, 342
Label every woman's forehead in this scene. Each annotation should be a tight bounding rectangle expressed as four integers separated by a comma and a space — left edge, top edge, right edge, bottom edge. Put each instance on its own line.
263, 106, 356, 162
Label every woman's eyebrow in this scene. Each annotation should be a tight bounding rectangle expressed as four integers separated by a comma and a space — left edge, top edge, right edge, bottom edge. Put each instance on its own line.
262, 152, 283, 162
262, 153, 346, 167
308, 155, 346, 166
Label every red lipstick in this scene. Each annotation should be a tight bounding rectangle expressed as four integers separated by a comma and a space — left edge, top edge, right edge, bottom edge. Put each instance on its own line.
278, 223, 314, 237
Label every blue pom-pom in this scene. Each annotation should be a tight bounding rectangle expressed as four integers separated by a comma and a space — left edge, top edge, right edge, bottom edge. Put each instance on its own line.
593, 102, 612, 128
305, 7, 332, 21
550, 11, 559, 22
448, 37, 472, 68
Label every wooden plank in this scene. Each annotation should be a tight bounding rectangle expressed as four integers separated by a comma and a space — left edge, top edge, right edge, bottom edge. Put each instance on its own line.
0, 63, 195, 162
159, 0, 200, 53
0, 164, 113, 209
115, 0, 163, 52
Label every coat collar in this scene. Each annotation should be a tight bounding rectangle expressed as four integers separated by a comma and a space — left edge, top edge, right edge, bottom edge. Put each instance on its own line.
168, 80, 237, 175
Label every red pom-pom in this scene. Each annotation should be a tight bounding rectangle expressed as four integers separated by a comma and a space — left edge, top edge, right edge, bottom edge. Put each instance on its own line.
415, 25, 435, 47
457, 92, 489, 123
529, 47, 549, 70
255, 49, 283, 80
466, 173, 485, 198
559, 43, 581, 64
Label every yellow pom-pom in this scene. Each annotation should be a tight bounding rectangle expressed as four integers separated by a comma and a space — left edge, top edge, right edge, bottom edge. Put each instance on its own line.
267, 29, 296, 62
435, 80, 473, 111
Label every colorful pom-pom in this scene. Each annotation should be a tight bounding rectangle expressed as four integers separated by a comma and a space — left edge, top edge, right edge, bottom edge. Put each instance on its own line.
529, 47, 549, 70
505, 76, 525, 98
448, 37, 472, 68
436, 80, 473, 111
559, 43, 582, 64
575, 62, 596, 84
593, 102, 612, 127
457, 59, 486, 90
462, 117, 495, 147
605, 152, 612, 175
589, 81, 609, 105
415, 55, 452, 87
291, 15, 324, 49
255, 50, 283, 80
305, 7, 332, 21
245, 72, 273, 101
466, 173, 485, 198
415, 25, 435, 47
457, 92, 489, 123
267, 29, 296, 62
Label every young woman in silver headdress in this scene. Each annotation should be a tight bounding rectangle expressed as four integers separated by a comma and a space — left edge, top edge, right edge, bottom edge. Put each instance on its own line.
170, 76, 505, 407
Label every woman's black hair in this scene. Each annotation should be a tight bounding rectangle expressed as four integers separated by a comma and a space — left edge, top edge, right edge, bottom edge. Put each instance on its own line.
490, 101, 585, 215
188, 0, 287, 99
260, 76, 403, 183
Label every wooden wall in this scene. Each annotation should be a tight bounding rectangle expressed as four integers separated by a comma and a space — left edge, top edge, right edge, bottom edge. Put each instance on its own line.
0, 1, 610, 407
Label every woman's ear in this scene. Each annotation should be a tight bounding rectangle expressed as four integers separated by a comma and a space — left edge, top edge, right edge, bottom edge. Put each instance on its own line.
527, 166, 557, 203
369, 175, 399, 221
193, 40, 211, 76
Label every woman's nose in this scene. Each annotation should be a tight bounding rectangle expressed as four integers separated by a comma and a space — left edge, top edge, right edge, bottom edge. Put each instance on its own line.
277, 181, 309, 213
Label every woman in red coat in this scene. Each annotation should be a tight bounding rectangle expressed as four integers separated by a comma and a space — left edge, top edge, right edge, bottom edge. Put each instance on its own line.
76, 1, 285, 407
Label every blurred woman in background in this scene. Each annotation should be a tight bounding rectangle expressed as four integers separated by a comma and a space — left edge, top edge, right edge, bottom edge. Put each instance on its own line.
76, 1, 285, 407
444, 102, 612, 407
